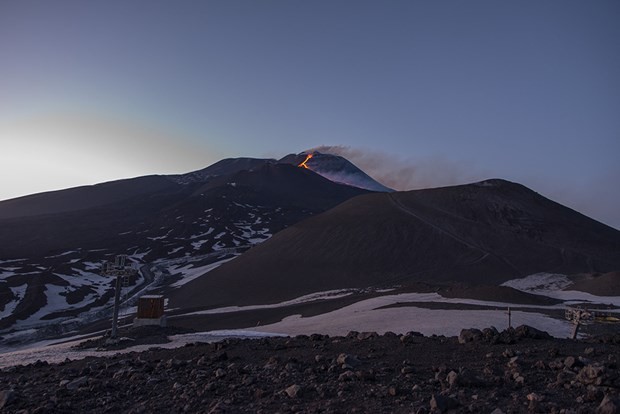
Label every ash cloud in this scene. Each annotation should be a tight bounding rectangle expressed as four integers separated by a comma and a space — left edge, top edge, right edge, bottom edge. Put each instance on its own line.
308, 145, 486, 191
309, 145, 620, 230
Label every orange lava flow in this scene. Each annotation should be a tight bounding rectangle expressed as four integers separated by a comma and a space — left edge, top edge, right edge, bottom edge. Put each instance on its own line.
298, 153, 313, 169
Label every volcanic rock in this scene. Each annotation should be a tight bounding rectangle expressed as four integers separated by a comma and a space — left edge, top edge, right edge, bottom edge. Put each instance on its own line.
597, 394, 620, 414
0, 390, 15, 409
65, 376, 88, 390
284, 384, 302, 398
0, 331, 619, 413
458, 328, 483, 344
430, 394, 459, 412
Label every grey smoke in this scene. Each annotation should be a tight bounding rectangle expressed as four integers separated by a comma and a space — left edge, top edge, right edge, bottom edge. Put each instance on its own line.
308, 145, 487, 191
309, 145, 620, 230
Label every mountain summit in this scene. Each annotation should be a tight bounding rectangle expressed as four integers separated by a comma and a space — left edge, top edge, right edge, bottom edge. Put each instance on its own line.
279, 151, 393, 192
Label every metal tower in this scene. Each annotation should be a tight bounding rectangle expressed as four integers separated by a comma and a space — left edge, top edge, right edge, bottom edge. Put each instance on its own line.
101, 254, 137, 338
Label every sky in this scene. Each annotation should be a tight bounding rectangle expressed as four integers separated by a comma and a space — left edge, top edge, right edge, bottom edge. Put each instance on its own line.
0, 1, 619, 229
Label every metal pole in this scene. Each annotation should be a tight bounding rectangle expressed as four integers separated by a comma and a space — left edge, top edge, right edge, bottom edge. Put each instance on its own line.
111, 274, 122, 338
506, 307, 511, 329
571, 313, 581, 339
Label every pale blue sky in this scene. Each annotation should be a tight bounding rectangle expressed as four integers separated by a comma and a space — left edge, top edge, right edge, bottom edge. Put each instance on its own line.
0, 1, 618, 228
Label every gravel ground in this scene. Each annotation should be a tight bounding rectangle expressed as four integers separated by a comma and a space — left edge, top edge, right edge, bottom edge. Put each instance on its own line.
0, 326, 619, 413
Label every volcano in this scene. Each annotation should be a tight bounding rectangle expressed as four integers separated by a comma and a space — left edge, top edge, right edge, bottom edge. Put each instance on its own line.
0, 158, 367, 332
1, 152, 619, 345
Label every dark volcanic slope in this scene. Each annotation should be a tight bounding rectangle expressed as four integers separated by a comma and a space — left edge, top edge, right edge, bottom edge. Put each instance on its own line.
195, 163, 368, 210
0, 157, 274, 221
568, 272, 620, 296
0, 162, 367, 331
0, 175, 178, 220
0, 164, 366, 260
170, 157, 275, 184
170, 179, 620, 310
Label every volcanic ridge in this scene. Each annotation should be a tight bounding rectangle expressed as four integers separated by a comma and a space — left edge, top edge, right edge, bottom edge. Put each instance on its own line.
0, 150, 619, 350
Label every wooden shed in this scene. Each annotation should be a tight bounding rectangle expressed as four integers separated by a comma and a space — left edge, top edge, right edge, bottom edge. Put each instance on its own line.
137, 295, 165, 319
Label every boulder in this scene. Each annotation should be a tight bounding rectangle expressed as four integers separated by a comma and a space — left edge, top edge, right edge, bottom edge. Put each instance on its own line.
578, 364, 606, 385
597, 394, 620, 414
514, 325, 552, 339
482, 327, 499, 341
430, 394, 459, 412
446, 371, 459, 388
337, 353, 361, 368
357, 332, 379, 340
284, 384, 301, 398
0, 390, 15, 409
66, 376, 88, 390
458, 328, 483, 344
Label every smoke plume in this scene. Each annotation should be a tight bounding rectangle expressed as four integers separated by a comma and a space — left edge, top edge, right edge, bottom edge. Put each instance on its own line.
309, 145, 620, 230
308, 145, 487, 191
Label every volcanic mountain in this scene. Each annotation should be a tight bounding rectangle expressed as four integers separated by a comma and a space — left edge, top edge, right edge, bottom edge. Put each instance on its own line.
169, 179, 620, 311
1, 152, 619, 345
0, 160, 367, 332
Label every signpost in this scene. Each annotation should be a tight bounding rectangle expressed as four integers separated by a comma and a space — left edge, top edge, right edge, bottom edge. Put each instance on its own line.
565, 307, 620, 339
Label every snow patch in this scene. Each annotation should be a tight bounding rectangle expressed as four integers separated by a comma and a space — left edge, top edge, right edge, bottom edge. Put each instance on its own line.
44, 250, 78, 259
502, 273, 572, 293
168, 256, 238, 288
502, 273, 620, 307
255, 306, 570, 338
190, 228, 214, 239
191, 240, 209, 250
183, 289, 356, 316
0, 285, 27, 319
0, 270, 17, 278
130, 250, 151, 261
0, 259, 26, 265
167, 246, 184, 255
147, 230, 172, 241
12, 284, 73, 329
0, 330, 285, 367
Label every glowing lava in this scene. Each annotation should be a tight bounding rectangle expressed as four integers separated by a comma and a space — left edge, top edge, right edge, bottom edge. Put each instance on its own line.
298, 153, 314, 169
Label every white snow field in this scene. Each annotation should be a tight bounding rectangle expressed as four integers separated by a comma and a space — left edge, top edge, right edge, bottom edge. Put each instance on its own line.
168, 256, 238, 288
0, 330, 284, 368
251, 297, 572, 338
1, 272, 618, 367
502, 272, 620, 306
175, 273, 619, 339
180, 289, 356, 316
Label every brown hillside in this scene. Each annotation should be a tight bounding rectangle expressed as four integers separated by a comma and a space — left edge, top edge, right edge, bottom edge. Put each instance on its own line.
168, 179, 620, 311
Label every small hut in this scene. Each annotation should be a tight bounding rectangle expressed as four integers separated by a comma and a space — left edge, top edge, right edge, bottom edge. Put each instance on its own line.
134, 295, 166, 327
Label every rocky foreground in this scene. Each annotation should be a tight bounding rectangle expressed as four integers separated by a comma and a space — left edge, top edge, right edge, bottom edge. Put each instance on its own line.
1, 326, 619, 413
